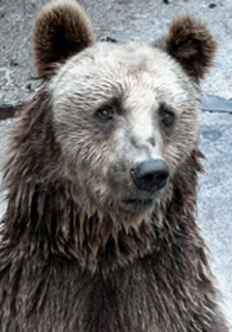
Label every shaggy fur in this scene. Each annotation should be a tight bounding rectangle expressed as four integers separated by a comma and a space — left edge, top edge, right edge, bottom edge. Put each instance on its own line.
0, 1, 228, 331
34, 0, 94, 77
166, 16, 217, 80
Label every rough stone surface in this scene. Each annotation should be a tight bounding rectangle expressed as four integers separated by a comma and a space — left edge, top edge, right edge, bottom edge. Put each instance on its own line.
0, 0, 231, 328
0, 119, 14, 223
199, 111, 232, 326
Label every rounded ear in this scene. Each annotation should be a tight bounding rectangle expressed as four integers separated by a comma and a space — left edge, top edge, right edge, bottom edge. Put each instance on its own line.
34, 0, 94, 77
165, 16, 217, 80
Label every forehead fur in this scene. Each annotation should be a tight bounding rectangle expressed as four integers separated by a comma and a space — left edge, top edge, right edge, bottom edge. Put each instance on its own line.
50, 41, 198, 111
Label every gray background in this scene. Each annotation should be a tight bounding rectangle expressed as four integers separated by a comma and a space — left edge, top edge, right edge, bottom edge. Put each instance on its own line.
0, 0, 231, 328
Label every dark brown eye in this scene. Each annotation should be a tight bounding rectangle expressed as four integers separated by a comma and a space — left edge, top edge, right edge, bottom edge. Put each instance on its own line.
96, 107, 115, 120
160, 109, 175, 127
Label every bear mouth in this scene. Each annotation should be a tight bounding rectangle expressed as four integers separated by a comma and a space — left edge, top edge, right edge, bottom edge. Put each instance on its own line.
121, 197, 154, 212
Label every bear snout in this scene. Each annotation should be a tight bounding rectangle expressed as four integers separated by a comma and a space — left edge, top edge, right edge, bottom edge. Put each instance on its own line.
130, 159, 169, 192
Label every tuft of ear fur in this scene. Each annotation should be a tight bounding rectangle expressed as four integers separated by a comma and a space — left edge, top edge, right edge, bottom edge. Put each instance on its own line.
34, 0, 94, 77
166, 16, 217, 80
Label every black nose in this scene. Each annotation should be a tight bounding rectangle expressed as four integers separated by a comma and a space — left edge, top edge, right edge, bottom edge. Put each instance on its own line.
131, 159, 169, 192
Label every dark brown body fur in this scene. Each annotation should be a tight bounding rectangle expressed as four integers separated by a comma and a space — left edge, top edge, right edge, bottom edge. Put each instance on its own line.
0, 1, 228, 331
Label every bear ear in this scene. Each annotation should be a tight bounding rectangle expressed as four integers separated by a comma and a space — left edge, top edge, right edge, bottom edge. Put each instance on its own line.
165, 16, 217, 80
34, 0, 94, 77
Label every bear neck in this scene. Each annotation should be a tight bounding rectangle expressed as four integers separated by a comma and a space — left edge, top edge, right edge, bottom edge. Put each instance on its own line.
1, 91, 204, 273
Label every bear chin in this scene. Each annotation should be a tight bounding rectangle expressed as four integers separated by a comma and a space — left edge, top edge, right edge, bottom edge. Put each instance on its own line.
119, 189, 165, 213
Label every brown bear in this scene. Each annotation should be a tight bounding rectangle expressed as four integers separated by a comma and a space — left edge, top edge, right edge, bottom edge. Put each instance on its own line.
0, 1, 229, 331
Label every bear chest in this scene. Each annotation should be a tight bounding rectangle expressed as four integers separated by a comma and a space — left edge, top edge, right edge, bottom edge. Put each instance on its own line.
4, 252, 216, 332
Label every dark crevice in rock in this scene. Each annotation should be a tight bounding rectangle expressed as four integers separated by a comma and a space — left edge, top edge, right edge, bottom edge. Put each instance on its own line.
0, 103, 23, 120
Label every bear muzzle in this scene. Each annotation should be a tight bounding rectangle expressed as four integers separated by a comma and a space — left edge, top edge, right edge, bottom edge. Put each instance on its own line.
118, 159, 170, 212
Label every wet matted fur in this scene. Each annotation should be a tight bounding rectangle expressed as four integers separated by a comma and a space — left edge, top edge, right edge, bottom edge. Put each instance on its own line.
0, 1, 228, 331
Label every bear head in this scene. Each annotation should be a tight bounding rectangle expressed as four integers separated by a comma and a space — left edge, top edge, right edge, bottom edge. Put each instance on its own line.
3, 0, 217, 269
33, 1, 216, 217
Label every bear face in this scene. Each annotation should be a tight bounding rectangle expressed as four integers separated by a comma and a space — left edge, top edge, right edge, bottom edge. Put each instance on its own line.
50, 42, 199, 216
32, 1, 216, 219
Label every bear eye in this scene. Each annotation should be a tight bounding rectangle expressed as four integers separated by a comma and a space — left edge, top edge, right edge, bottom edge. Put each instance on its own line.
159, 107, 175, 127
96, 107, 115, 120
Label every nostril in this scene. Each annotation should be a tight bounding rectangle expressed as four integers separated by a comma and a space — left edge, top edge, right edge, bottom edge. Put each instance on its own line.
131, 159, 169, 192
156, 170, 169, 188
157, 170, 169, 182
141, 173, 154, 183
